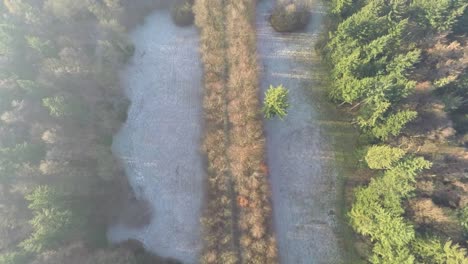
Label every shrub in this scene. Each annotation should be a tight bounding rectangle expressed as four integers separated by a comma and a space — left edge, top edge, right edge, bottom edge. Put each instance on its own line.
171, 1, 194, 27
269, 3, 310, 32
263, 85, 289, 120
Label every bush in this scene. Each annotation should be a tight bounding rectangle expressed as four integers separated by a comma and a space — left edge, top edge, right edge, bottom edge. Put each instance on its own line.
171, 1, 194, 27
269, 3, 310, 32
263, 85, 289, 120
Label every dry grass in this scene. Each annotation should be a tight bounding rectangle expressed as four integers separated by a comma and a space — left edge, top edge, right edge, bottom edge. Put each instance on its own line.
408, 198, 465, 241
409, 198, 451, 224
195, 0, 278, 263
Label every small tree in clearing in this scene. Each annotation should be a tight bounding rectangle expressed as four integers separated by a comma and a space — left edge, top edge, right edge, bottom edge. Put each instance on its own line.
263, 85, 289, 120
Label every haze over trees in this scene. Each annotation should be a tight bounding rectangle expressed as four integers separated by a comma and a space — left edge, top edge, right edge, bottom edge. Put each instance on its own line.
0, 0, 172, 263
1, 0, 466, 263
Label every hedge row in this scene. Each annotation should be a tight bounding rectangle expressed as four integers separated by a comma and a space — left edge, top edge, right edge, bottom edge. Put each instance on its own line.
225, 1, 278, 263
194, 0, 278, 263
194, 0, 238, 263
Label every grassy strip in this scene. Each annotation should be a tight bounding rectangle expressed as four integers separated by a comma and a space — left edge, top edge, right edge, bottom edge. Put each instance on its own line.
224, 1, 278, 263
194, 0, 278, 263
194, 1, 238, 263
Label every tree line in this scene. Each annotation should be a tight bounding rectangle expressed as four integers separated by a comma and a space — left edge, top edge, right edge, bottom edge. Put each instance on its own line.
320, 0, 468, 262
0, 0, 170, 263
194, 0, 278, 263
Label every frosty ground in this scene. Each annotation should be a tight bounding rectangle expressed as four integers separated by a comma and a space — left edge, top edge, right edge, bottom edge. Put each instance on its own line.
108, 10, 205, 264
257, 1, 345, 263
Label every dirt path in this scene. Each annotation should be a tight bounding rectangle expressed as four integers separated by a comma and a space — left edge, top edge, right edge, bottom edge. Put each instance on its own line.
256, 1, 346, 263
108, 10, 204, 264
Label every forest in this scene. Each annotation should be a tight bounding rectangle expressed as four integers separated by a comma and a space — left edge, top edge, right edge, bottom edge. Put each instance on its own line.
320, 0, 468, 262
0, 0, 467, 263
0, 0, 177, 263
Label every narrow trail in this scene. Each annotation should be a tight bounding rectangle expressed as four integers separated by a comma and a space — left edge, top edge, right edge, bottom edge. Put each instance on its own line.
256, 1, 346, 263
108, 10, 204, 264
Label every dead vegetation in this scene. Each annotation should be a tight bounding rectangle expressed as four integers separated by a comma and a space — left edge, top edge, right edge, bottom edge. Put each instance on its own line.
194, 0, 237, 263
225, 1, 278, 262
194, 0, 278, 263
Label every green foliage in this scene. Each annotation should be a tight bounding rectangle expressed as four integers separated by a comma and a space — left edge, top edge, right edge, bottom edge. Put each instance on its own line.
0, 142, 45, 183
410, 0, 467, 32
19, 208, 74, 253
42, 96, 87, 119
42, 96, 69, 117
0, 0, 148, 262
413, 238, 468, 264
365, 145, 406, 169
0, 251, 30, 264
371, 110, 418, 140
350, 154, 431, 262
0, 23, 19, 56
0, 142, 45, 164
21, 186, 75, 253
458, 207, 468, 237
330, 0, 355, 17
25, 36, 55, 57
327, 0, 468, 261
263, 85, 289, 120
324, 0, 466, 141
25, 186, 66, 211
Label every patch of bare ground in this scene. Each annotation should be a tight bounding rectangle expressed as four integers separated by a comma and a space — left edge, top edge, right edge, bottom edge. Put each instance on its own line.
407, 198, 463, 241
110, 9, 205, 263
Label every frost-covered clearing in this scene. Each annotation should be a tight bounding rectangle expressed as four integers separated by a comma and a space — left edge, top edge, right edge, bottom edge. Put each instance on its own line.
108, 10, 204, 264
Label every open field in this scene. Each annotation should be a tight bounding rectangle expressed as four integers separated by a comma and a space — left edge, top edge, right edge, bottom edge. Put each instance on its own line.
108, 1, 361, 263
256, 0, 359, 263
109, 10, 205, 264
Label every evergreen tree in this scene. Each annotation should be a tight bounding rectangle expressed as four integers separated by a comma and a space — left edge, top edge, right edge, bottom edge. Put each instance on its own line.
365, 145, 406, 169
263, 85, 289, 120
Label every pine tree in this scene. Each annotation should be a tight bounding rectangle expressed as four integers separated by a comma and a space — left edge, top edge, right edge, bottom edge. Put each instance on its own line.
263, 85, 289, 120
365, 145, 406, 169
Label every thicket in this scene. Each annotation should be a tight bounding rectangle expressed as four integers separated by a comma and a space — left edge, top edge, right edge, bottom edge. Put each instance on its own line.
270, 0, 311, 32
321, 0, 468, 262
194, 0, 278, 263
225, 1, 278, 262
0, 0, 172, 263
324, 0, 467, 140
194, 0, 238, 262
351, 145, 468, 262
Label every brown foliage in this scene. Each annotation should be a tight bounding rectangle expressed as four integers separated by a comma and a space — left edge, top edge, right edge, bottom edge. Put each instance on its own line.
237, 195, 249, 207
195, 0, 278, 262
